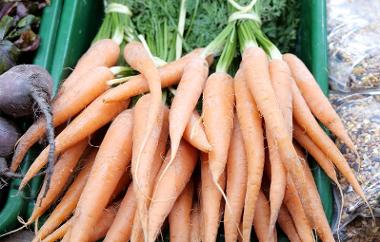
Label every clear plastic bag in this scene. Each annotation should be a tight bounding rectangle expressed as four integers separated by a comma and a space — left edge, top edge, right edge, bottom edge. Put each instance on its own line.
327, 0, 380, 92
329, 91, 380, 230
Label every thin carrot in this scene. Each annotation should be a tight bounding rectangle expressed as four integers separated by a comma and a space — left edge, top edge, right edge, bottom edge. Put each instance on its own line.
291, 81, 368, 203
277, 205, 302, 242
11, 66, 113, 171
32, 150, 97, 242
41, 217, 72, 242
190, 202, 201, 242
69, 109, 134, 242
283, 53, 355, 151
103, 49, 210, 103
200, 152, 226, 242
252, 191, 276, 242
109, 169, 132, 204
224, 116, 247, 242
183, 110, 212, 152
234, 69, 264, 241
169, 56, 209, 164
169, 180, 195, 242
242, 47, 315, 231
148, 141, 197, 242
267, 59, 292, 237
130, 211, 144, 242
202, 72, 235, 183
104, 183, 136, 242
28, 140, 88, 224
19, 92, 130, 188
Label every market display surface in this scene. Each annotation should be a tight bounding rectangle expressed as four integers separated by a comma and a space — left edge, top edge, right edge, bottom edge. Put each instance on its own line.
0, 0, 378, 241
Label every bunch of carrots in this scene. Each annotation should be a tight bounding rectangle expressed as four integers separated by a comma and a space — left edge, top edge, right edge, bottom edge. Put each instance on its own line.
5, 1, 372, 242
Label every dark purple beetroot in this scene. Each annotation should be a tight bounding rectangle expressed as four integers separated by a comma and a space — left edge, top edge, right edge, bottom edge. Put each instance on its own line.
0, 116, 20, 157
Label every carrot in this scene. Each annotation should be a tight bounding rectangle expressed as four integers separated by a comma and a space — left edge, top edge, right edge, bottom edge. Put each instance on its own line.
131, 94, 166, 240
169, 180, 194, 242
58, 39, 119, 94
28, 140, 88, 224
252, 191, 276, 242
109, 169, 132, 203
104, 183, 136, 242
32, 151, 97, 242
130, 211, 144, 242
283, 53, 355, 151
200, 152, 226, 242
267, 59, 292, 237
284, 177, 314, 242
42, 203, 119, 242
11, 66, 113, 171
224, 116, 247, 242
242, 47, 315, 231
277, 205, 302, 242
202, 72, 235, 183
234, 69, 264, 241
148, 141, 197, 242
69, 109, 133, 242
293, 124, 339, 184
103, 49, 210, 103
190, 202, 201, 242
19, 92, 130, 188
169, 56, 209, 164
291, 81, 368, 202
183, 110, 212, 152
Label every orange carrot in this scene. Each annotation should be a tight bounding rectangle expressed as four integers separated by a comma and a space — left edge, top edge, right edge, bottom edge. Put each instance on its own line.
234, 69, 264, 241
190, 202, 201, 242
130, 211, 144, 242
224, 116, 247, 242
69, 109, 133, 242
202, 72, 235, 183
169, 180, 195, 242
252, 191, 276, 242
41, 217, 72, 242
293, 124, 339, 184
200, 153, 226, 242
104, 183, 136, 242
148, 141, 197, 242
28, 140, 88, 224
242, 47, 314, 231
11, 67, 113, 171
183, 111, 212, 152
19, 92, 130, 188
283, 53, 355, 150
291, 81, 367, 202
277, 205, 302, 242
169, 56, 209, 163
131, 94, 165, 240
33, 151, 97, 242
103, 49, 210, 103
284, 177, 314, 242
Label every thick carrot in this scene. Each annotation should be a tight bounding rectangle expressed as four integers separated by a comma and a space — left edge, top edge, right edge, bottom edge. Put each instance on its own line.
131, 94, 165, 240
103, 49, 210, 103
33, 151, 97, 242
190, 202, 201, 242
11, 66, 113, 171
148, 141, 197, 242
202, 72, 235, 183
19, 92, 130, 188
58, 39, 119, 94
252, 191, 276, 242
291, 81, 367, 202
224, 116, 247, 242
284, 177, 314, 242
200, 152, 226, 242
28, 140, 88, 224
42, 203, 119, 242
242, 47, 314, 230
283, 53, 355, 150
169, 180, 194, 242
277, 205, 302, 242
183, 110, 212, 152
69, 109, 133, 242
293, 124, 339, 184
169, 56, 209, 164
104, 183, 136, 242
234, 69, 264, 241
267, 59, 293, 238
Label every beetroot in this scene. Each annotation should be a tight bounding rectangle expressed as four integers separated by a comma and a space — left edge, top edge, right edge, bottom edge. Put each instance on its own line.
0, 116, 20, 157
